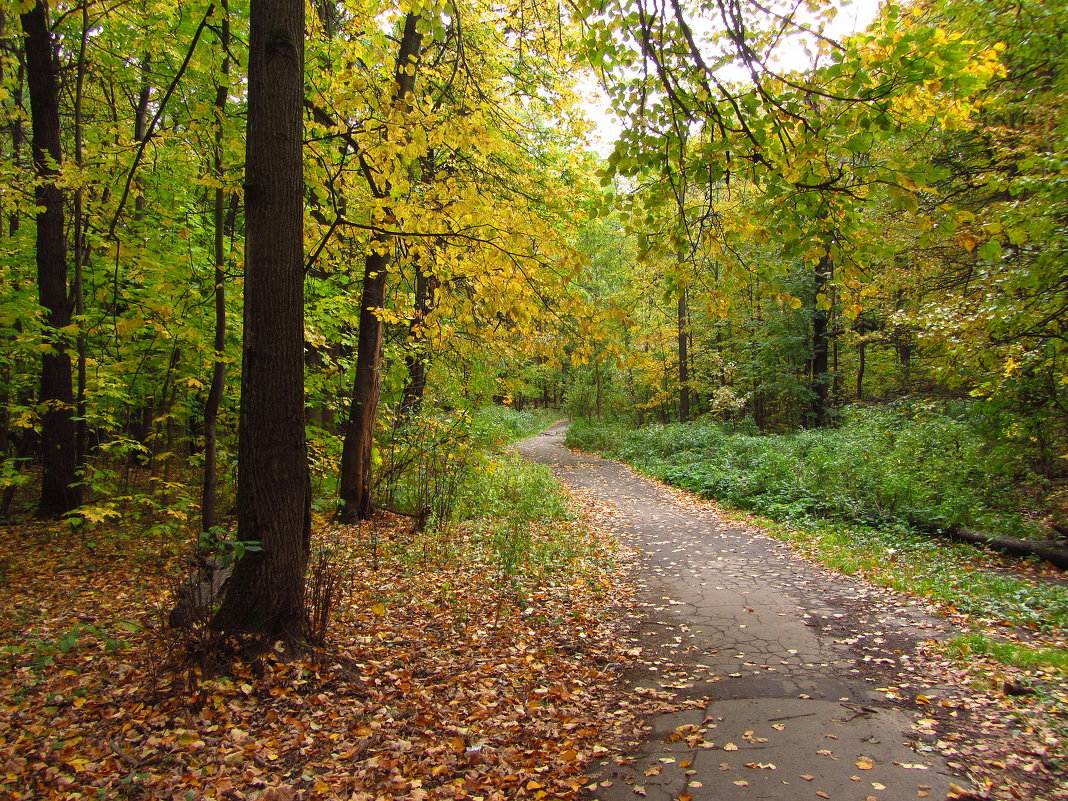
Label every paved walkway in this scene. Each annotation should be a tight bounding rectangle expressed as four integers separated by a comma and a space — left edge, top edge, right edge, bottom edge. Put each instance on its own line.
518, 423, 963, 801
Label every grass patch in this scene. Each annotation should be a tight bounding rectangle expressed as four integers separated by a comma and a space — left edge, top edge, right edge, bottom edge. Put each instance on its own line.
470, 405, 560, 447
758, 518, 1068, 636
947, 632, 1068, 674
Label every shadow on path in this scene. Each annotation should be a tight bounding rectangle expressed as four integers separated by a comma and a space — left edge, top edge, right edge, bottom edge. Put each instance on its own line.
518, 422, 962, 801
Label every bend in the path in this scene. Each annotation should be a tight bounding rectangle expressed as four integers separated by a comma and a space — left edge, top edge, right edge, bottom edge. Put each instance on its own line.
519, 422, 965, 801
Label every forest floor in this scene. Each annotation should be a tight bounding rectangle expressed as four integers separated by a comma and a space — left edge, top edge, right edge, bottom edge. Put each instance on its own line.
0, 497, 641, 800
518, 422, 1067, 801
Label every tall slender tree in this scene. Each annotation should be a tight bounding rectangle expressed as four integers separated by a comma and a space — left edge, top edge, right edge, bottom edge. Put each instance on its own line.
336, 12, 424, 523
21, 0, 80, 517
201, 0, 232, 534
213, 0, 310, 640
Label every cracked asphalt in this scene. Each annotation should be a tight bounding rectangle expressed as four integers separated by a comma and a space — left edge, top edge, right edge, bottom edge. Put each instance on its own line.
518, 422, 965, 801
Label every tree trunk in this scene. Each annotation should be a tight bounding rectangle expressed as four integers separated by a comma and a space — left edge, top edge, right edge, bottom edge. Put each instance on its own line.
72, 1, 89, 471
807, 252, 832, 428
338, 246, 388, 522
398, 257, 436, 419
856, 340, 866, 401
213, 0, 310, 641
21, 1, 80, 517
202, 1, 230, 534
677, 285, 689, 422
337, 13, 423, 523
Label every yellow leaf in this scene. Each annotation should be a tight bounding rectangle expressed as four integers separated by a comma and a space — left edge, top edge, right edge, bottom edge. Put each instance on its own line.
370, 602, 386, 616
856, 760, 873, 770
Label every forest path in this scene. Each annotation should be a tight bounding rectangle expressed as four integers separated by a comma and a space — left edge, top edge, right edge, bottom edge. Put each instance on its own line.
518, 422, 965, 801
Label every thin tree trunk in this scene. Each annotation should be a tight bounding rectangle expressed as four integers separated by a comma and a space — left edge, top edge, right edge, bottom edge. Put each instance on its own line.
856, 340, 866, 401
202, 1, 230, 534
73, 0, 89, 470
808, 252, 832, 428
337, 13, 423, 522
213, 0, 310, 640
338, 246, 388, 522
678, 285, 689, 422
21, 1, 80, 517
133, 55, 151, 221
398, 259, 435, 419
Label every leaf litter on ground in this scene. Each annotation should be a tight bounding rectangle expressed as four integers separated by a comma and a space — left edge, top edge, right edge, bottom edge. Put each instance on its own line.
0, 509, 663, 800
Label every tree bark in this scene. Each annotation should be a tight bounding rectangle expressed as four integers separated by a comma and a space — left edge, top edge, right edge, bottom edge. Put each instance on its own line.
807, 252, 832, 428
338, 246, 388, 522
21, 1, 80, 517
398, 258, 436, 419
856, 340, 866, 401
336, 13, 423, 522
213, 0, 310, 640
202, 1, 230, 534
916, 524, 1068, 571
677, 285, 689, 422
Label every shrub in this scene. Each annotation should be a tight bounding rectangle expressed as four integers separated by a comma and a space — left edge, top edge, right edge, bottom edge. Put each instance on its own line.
569, 405, 1041, 537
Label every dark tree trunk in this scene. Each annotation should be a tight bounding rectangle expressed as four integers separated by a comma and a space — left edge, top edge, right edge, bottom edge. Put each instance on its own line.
337, 13, 423, 523
398, 260, 435, 419
72, 0, 89, 472
856, 340, 866, 401
21, 1, 80, 517
677, 286, 689, 422
338, 246, 388, 522
807, 252, 832, 428
133, 54, 151, 221
213, 0, 310, 641
202, 1, 230, 534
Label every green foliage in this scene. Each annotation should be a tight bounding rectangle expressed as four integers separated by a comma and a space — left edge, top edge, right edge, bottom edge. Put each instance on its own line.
468, 405, 559, 448
947, 633, 1068, 675
453, 450, 574, 603
197, 526, 261, 568
571, 410, 1068, 639
455, 451, 570, 527
569, 405, 1041, 537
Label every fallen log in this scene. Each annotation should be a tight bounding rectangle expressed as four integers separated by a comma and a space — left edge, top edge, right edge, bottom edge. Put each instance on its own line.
920, 524, 1068, 570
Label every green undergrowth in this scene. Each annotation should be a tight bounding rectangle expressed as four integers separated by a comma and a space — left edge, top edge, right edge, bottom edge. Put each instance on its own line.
567, 413, 1068, 650
384, 406, 600, 606
379, 449, 610, 611
469, 405, 560, 448
567, 406, 1044, 538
